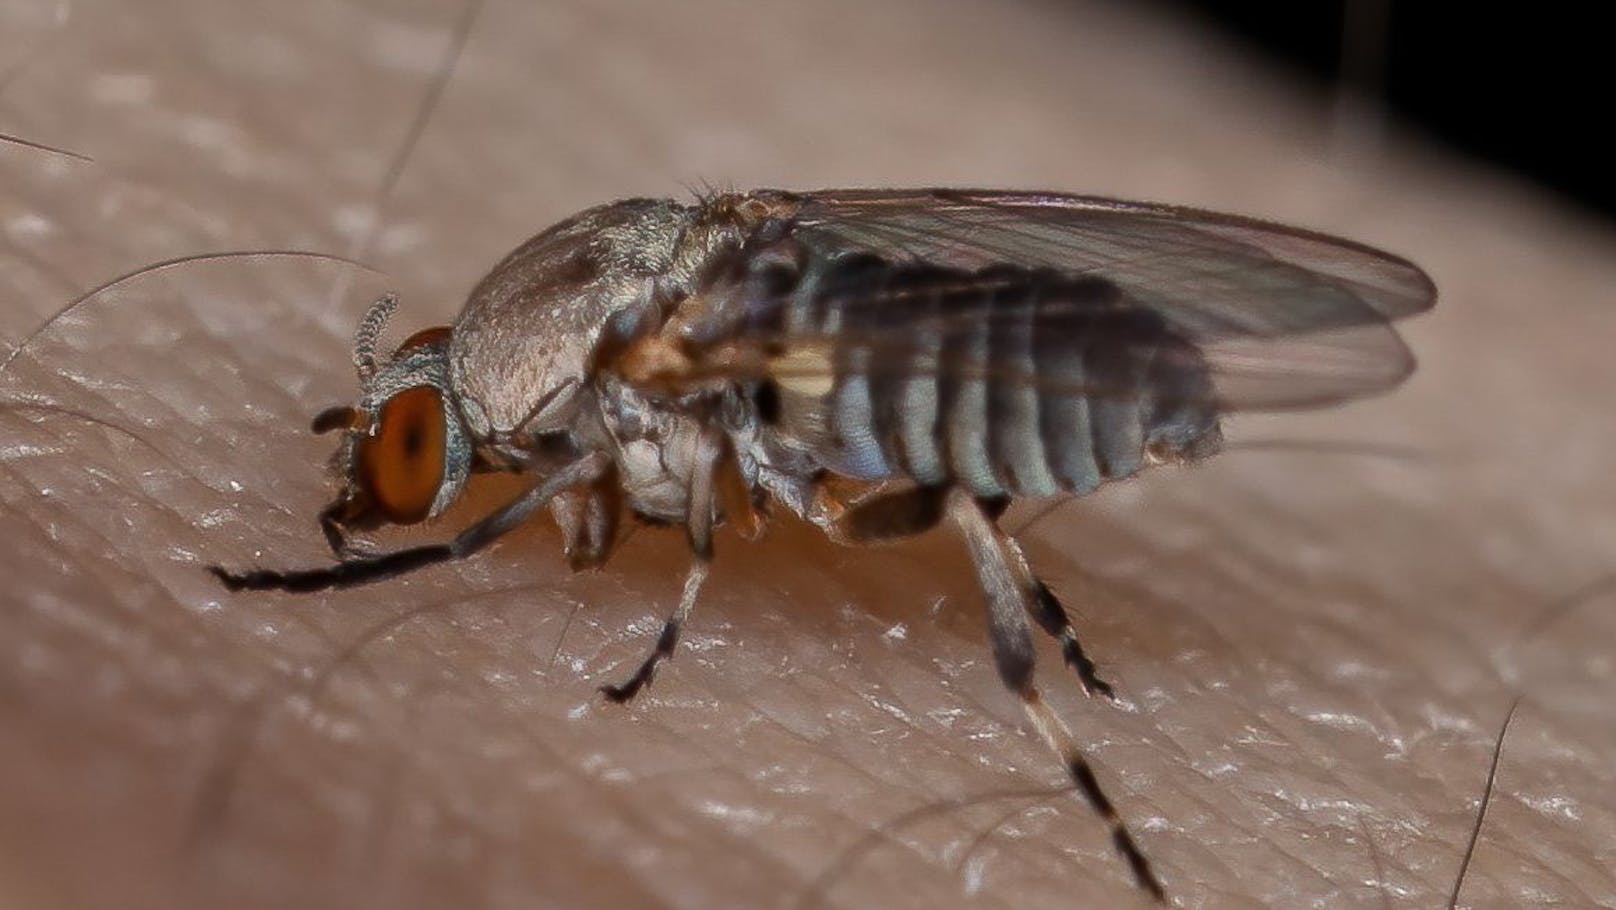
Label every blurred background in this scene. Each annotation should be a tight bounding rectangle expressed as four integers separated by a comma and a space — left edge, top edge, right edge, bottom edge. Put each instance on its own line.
1173, 1, 1611, 218
2, 2, 1613, 909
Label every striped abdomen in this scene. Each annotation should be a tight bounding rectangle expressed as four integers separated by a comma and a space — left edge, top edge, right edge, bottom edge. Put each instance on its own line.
763, 254, 1223, 498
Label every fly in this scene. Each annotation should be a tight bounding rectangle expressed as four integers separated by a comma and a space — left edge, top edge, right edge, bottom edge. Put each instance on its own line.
210, 188, 1436, 901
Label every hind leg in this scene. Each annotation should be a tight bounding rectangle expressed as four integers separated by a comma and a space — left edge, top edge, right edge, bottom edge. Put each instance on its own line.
947, 489, 1165, 901
1024, 569, 1117, 700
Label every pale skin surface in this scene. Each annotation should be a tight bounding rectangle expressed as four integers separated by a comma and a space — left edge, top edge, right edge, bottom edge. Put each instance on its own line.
2, 0, 1614, 908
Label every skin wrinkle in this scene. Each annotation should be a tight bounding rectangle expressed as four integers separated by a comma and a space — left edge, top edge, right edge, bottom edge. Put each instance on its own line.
0, 467, 205, 640
678, 604, 1137, 894
795, 769, 1073, 898
0, 462, 197, 629
0, 0, 70, 96
3, 1, 1615, 909
854, 663, 1044, 785
1506, 574, 1616, 661
0, 409, 228, 576
799, 796, 1062, 910
355, 688, 569, 889
190, 588, 524, 843
735, 656, 1099, 882
225, 580, 796, 902
1, 295, 365, 502
952, 791, 1070, 878
627, 657, 1024, 862
4, 230, 86, 294
853, 685, 1169, 892
3, 401, 194, 474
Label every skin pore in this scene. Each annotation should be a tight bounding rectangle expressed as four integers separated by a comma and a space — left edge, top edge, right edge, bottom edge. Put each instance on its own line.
2, 0, 1614, 907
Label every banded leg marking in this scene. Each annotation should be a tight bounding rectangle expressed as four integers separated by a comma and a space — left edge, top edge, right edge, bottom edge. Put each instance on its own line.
948, 490, 1163, 902
1029, 579, 1116, 701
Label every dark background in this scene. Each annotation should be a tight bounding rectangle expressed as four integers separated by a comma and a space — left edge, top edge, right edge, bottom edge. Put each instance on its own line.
1172, 1, 1608, 217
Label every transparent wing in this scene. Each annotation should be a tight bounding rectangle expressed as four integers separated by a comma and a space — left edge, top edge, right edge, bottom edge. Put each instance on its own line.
726, 188, 1435, 411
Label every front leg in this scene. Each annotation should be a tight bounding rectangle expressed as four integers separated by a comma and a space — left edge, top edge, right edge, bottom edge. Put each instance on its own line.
211, 453, 609, 592
598, 429, 724, 703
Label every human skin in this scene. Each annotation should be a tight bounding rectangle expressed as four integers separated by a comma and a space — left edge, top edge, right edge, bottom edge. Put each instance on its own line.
2, 0, 1613, 908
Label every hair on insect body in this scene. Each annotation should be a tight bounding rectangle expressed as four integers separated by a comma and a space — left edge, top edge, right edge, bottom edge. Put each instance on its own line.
210, 187, 1436, 901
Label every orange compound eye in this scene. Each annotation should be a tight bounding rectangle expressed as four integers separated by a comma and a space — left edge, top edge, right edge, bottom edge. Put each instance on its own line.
356, 386, 447, 524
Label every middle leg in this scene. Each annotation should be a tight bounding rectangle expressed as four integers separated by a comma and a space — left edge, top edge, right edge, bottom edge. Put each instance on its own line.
599, 430, 723, 703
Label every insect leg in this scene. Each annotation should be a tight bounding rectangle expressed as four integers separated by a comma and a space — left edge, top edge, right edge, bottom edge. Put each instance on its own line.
210, 452, 609, 592
598, 559, 711, 703
599, 431, 723, 703
831, 485, 949, 543
551, 468, 622, 571
316, 492, 383, 558
1027, 578, 1116, 701
947, 490, 1165, 902
993, 503, 1116, 698
715, 442, 764, 541
318, 501, 354, 556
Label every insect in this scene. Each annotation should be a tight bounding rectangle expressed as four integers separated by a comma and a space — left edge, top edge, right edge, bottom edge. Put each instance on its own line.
210, 188, 1436, 901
